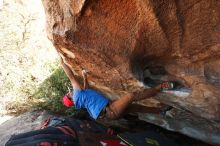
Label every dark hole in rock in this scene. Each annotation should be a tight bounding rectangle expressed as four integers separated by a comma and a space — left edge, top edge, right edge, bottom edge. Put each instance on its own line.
143, 65, 190, 91
144, 77, 161, 87
145, 65, 167, 75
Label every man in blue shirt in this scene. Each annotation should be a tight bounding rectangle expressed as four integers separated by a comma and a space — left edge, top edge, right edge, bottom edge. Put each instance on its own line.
60, 57, 173, 120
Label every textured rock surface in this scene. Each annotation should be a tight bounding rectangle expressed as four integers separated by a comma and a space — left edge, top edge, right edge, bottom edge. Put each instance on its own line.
42, 0, 220, 144
138, 110, 220, 146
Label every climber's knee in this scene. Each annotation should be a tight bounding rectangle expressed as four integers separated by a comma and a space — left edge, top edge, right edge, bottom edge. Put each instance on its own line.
105, 106, 120, 120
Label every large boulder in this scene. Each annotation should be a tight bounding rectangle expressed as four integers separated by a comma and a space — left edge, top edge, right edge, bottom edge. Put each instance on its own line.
41, 0, 220, 144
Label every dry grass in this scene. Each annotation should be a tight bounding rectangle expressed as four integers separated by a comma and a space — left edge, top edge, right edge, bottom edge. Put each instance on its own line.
0, 0, 74, 115
6, 65, 75, 116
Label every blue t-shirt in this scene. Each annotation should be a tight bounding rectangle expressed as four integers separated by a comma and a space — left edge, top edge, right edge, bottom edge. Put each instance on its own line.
72, 89, 109, 119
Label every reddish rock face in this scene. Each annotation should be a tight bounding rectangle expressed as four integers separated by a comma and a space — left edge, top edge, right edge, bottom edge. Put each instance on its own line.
42, 0, 220, 142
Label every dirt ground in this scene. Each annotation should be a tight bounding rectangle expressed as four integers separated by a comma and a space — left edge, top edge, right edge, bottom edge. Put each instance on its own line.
0, 111, 52, 145
0, 0, 57, 116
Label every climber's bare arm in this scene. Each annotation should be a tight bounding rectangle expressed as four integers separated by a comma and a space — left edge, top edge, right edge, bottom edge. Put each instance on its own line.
82, 70, 89, 89
60, 59, 81, 90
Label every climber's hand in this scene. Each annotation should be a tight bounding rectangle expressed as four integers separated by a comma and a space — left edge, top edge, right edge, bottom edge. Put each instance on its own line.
82, 69, 89, 77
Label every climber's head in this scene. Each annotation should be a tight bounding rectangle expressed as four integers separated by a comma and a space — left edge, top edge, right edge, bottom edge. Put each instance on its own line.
63, 94, 74, 107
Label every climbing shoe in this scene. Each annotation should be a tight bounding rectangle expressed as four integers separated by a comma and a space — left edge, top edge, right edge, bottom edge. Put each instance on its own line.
160, 81, 174, 90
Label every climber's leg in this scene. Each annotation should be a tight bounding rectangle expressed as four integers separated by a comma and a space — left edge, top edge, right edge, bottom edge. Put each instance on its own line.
104, 82, 174, 120
132, 86, 161, 101
104, 96, 167, 119
133, 81, 174, 101
105, 93, 134, 120
104, 87, 162, 120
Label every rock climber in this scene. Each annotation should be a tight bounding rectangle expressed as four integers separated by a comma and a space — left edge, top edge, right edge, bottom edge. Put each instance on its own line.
60, 56, 174, 120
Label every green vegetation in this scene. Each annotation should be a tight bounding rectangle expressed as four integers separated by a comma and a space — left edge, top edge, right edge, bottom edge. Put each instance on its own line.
6, 60, 76, 116
32, 67, 76, 115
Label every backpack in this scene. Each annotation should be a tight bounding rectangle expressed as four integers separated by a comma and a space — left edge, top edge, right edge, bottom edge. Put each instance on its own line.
5, 116, 116, 146
5, 117, 79, 146
5, 126, 79, 146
